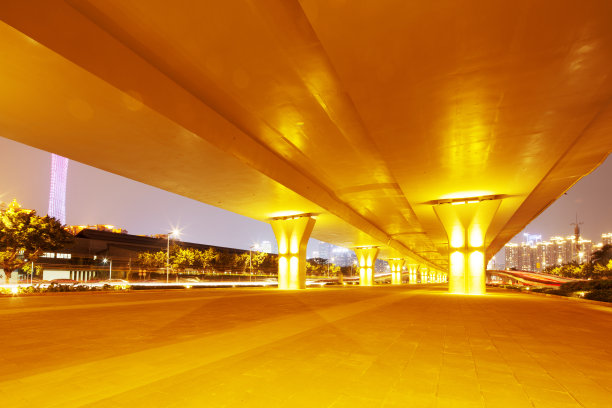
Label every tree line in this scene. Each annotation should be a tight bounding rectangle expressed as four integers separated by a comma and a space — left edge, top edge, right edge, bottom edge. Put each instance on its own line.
134, 250, 348, 279
544, 244, 612, 279
0, 199, 349, 282
134, 245, 274, 279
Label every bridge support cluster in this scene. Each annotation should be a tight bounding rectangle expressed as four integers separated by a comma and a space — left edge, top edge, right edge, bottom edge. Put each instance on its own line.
268, 215, 453, 290
388, 259, 404, 285
270, 214, 316, 290
354, 247, 379, 286
434, 200, 500, 295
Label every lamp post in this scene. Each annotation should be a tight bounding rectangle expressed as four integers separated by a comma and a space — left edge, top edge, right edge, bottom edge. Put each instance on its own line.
166, 229, 180, 284
103, 258, 112, 280
249, 244, 259, 282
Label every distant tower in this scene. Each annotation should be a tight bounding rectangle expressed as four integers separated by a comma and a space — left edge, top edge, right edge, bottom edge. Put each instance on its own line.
48, 154, 69, 224
571, 214, 583, 262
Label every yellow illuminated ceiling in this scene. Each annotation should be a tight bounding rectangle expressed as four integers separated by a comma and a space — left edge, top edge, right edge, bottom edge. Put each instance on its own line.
1, 1, 612, 270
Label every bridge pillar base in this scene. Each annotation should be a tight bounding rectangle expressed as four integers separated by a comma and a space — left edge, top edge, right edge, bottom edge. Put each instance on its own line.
354, 247, 379, 286
388, 259, 404, 285
270, 214, 316, 290
421, 266, 429, 284
407, 265, 418, 284
434, 200, 500, 295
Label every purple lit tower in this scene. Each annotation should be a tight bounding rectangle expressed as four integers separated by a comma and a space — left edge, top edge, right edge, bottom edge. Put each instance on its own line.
48, 154, 69, 225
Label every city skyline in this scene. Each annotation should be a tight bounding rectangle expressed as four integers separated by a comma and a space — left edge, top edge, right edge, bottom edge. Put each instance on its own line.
499, 229, 611, 271
508, 230, 612, 246
0, 135, 611, 260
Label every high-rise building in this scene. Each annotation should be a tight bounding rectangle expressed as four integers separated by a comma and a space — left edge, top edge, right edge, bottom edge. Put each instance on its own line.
535, 241, 555, 271
578, 239, 594, 263
603, 233, 612, 246
505, 243, 519, 270
522, 233, 542, 245
505, 234, 596, 271
550, 236, 571, 265
330, 246, 356, 267
317, 241, 332, 260
260, 240, 272, 253
518, 243, 533, 271
48, 154, 69, 224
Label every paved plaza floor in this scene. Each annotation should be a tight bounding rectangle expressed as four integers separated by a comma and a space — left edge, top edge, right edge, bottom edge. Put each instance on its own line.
0, 285, 611, 407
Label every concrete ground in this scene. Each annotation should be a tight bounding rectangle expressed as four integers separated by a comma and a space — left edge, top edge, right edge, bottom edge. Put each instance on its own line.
0, 285, 611, 408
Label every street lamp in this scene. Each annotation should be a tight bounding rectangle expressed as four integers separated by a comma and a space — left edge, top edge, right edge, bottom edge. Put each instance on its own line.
249, 244, 259, 282
103, 257, 112, 280
166, 229, 180, 284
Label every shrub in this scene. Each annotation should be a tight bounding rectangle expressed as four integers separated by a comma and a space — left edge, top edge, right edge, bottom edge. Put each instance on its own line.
591, 280, 612, 290
559, 281, 587, 292
560, 279, 612, 293
584, 289, 612, 303
546, 288, 570, 296
530, 287, 548, 293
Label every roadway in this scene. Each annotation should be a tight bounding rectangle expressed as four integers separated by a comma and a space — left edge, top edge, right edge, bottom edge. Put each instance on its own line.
1, 286, 611, 407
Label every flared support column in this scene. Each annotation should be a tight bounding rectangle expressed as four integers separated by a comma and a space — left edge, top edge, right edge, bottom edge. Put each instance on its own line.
354, 247, 379, 286
408, 264, 418, 284
434, 199, 501, 295
421, 266, 429, 283
388, 259, 404, 285
270, 214, 316, 290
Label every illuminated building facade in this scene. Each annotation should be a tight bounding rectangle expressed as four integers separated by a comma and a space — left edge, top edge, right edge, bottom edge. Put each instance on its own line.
22, 228, 273, 281
48, 153, 68, 224
66, 224, 128, 235
505, 235, 595, 271
504, 243, 519, 270
317, 241, 332, 260
330, 246, 357, 267
259, 240, 272, 253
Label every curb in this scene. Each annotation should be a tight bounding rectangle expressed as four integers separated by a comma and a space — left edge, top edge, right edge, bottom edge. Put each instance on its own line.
501, 287, 612, 308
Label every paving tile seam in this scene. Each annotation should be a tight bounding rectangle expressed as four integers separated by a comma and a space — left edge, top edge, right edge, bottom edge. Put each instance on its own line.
488, 326, 582, 407
0, 290, 300, 315
0, 291, 416, 407
460, 305, 544, 406
495, 314, 609, 406
0, 287, 397, 316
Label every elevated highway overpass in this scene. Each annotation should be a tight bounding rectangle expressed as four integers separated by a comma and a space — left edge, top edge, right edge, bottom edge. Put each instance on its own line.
1, 1, 611, 293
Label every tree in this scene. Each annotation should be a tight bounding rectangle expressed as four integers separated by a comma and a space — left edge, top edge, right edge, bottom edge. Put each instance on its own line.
591, 244, 612, 266
339, 266, 353, 276
306, 258, 329, 276
213, 250, 235, 272
250, 251, 267, 272
0, 200, 74, 283
233, 253, 250, 272
261, 253, 278, 274
329, 264, 340, 277
136, 251, 166, 279
21, 263, 44, 280
194, 248, 219, 272
135, 247, 222, 279
170, 245, 196, 275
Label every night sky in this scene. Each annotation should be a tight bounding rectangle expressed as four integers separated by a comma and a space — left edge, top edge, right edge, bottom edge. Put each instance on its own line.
0, 136, 610, 259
